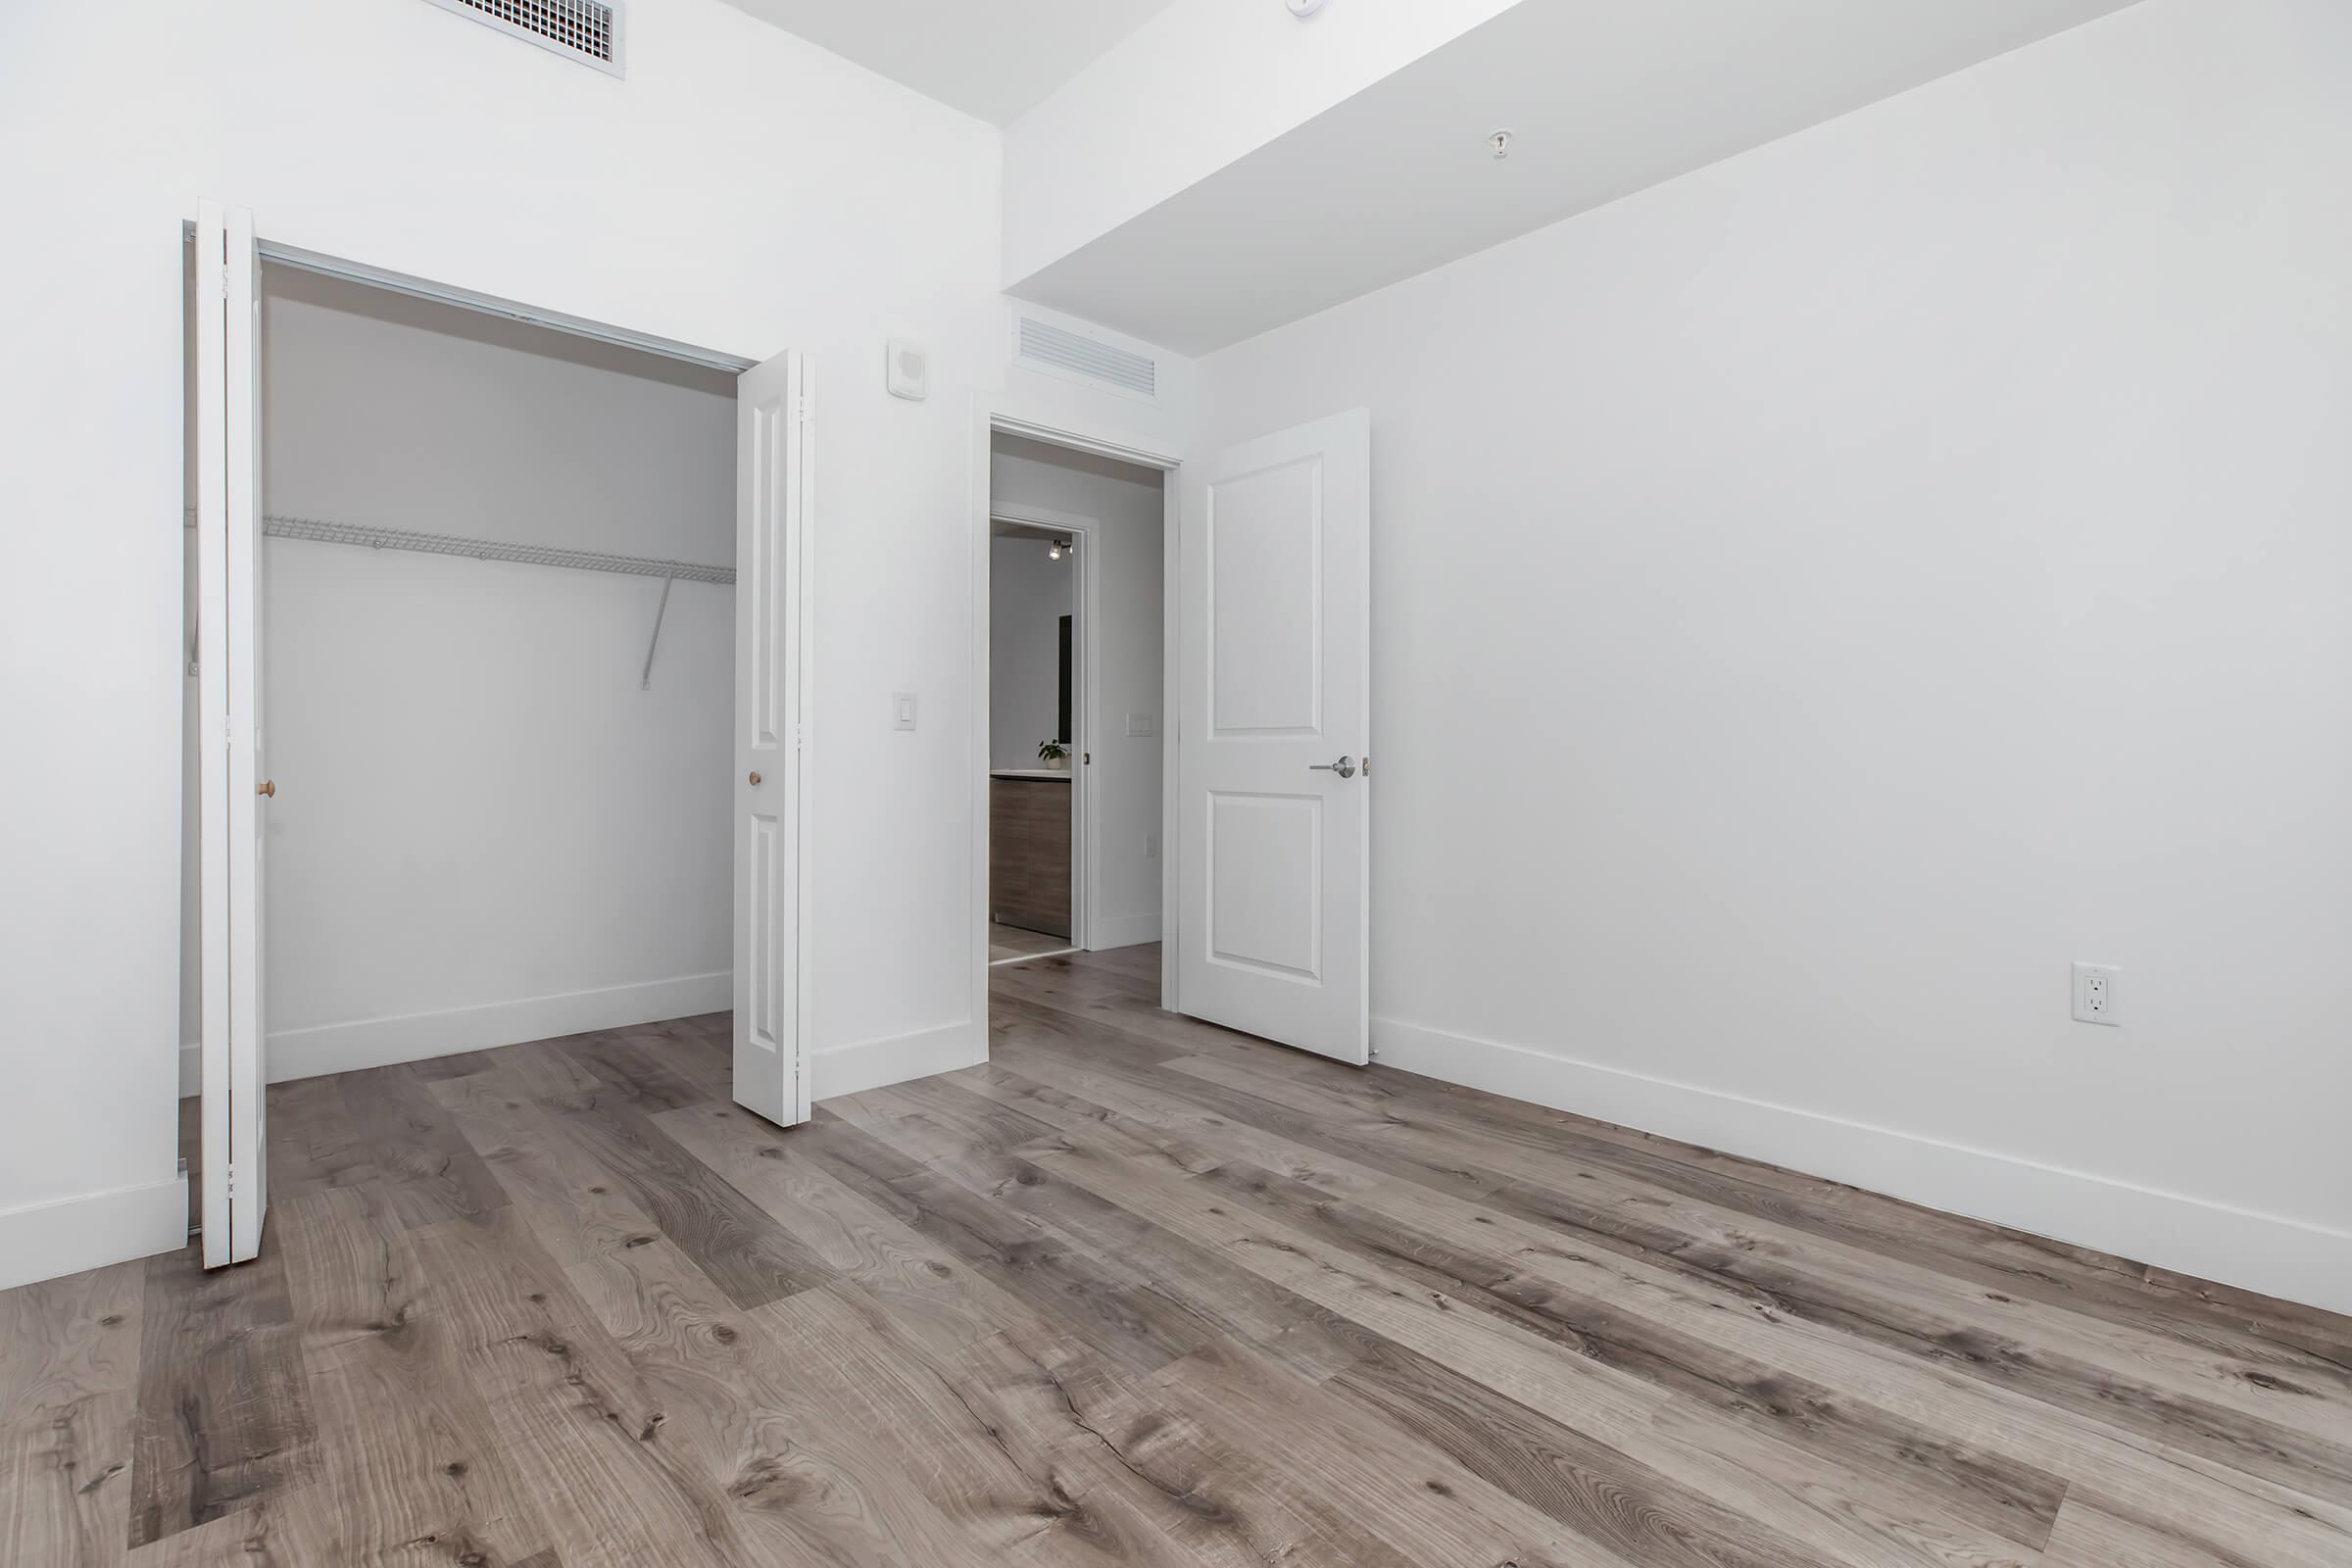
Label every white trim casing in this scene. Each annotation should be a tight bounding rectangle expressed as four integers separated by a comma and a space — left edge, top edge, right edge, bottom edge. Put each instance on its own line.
965, 407, 996, 1065
1372, 1015, 2352, 1318
1158, 472, 1180, 1012
970, 395, 1185, 1055
251, 238, 747, 371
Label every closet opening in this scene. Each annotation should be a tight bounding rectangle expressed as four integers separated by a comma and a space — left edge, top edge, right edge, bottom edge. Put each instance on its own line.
181, 214, 808, 1263
983, 433, 1167, 972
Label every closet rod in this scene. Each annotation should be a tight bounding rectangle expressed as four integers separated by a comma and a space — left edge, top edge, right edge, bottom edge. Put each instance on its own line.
254, 514, 735, 585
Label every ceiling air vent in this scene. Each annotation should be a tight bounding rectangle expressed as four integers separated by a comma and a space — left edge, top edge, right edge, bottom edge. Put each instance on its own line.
420, 0, 625, 77
1013, 314, 1159, 403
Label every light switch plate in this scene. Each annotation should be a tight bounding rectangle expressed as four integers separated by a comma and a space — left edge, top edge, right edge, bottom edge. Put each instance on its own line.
1127, 713, 1153, 737
2072, 961, 2120, 1026
893, 692, 917, 731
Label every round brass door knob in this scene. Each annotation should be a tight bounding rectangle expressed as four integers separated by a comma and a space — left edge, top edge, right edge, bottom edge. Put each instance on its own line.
258, 779, 276, 798
748, 771, 763, 786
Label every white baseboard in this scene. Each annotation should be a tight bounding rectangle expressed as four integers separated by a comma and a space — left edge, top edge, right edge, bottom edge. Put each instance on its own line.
0, 1173, 188, 1292
177, 972, 735, 1094
1086, 911, 1162, 951
179, 975, 977, 1120
1372, 1016, 2352, 1318
812, 1018, 982, 1102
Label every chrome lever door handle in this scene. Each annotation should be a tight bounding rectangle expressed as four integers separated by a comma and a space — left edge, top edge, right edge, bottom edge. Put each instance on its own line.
1307, 755, 1357, 779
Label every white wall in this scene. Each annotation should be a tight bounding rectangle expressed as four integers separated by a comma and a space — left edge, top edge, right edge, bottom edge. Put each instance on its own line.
0, 0, 1017, 1288
174, 270, 736, 1088
992, 435, 1165, 949
989, 535, 1074, 770
1194, 0, 2352, 1311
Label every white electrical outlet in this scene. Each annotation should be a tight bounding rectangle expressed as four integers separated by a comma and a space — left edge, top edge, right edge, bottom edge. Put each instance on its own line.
2072, 962, 2121, 1026
1144, 832, 1159, 858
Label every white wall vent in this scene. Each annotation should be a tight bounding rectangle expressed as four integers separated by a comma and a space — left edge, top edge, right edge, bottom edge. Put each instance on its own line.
420, 0, 625, 77
1012, 313, 1159, 403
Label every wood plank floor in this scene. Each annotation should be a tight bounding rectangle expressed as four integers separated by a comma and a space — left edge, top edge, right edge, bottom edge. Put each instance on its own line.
6, 947, 2349, 1566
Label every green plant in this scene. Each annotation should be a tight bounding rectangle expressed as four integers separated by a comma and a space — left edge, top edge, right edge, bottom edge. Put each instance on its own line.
1037, 740, 1068, 762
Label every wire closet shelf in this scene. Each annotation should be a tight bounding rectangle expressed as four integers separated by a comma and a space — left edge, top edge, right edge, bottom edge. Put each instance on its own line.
182, 510, 730, 689
258, 514, 734, 584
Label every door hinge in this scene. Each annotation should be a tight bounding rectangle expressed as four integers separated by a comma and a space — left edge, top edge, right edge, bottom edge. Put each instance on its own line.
220, 265, 230, 299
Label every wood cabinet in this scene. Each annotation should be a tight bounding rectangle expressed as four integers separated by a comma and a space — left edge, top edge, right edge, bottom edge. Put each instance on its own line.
990, 775, 1071, 938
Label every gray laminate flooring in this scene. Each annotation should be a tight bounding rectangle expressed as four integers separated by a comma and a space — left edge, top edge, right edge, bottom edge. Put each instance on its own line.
5, 945, 2347, 1566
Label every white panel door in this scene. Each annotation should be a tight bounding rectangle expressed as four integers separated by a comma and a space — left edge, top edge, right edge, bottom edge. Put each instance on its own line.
196, 200, 269, 1266
1177, 410, 1370, 1063
733, 351, 811, 1127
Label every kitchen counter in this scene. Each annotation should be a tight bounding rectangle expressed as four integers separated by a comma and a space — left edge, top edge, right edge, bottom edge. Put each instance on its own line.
990, 773, 1072, 938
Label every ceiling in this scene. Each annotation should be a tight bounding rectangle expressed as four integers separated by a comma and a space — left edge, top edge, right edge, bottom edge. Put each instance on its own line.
715, 0, 1181, 124
1007, 0, 2141, 353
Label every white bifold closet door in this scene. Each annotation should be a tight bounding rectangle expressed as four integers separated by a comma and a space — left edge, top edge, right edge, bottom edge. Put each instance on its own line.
732, 350, 813, 1128
195, 200, 269, 1267
1176, 410, 1373, 1065
190, 217, 813, 1258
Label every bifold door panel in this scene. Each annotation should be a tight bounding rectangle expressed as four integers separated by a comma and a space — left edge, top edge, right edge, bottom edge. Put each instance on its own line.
195, 199, 268, 1267
733, 350, 811, 1128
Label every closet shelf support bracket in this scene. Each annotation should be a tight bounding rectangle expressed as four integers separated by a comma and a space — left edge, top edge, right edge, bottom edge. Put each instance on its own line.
641, 574, 675, 691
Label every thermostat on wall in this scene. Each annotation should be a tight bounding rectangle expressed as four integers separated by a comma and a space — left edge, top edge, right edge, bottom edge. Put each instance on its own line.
887, 338, 929, 401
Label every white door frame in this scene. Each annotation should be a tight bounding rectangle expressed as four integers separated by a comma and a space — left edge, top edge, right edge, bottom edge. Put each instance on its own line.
988, 505, 1096, 957
248, 237, 756, 373
183, 216, 809, 1198
968, 403, 1184, 1033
